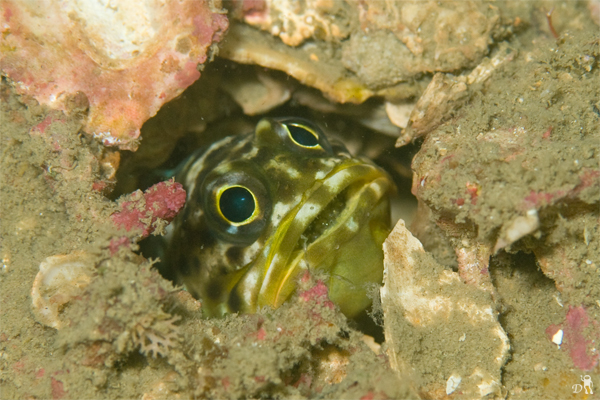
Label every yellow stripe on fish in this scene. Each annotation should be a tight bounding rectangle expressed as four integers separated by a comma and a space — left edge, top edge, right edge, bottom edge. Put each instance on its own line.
165, 117, 392, 318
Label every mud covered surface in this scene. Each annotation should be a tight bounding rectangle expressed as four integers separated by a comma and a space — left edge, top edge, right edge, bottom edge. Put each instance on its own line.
1, 2, 600, 400
405, 25, 599, 399
0, 87, 416, 400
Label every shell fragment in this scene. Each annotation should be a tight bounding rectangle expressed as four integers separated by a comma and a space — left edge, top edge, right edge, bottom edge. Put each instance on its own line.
446, 374, 462, 395
31, 251, 95, 329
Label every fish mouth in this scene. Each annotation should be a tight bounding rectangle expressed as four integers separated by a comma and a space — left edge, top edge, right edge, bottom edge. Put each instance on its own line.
256, 159, 392, 308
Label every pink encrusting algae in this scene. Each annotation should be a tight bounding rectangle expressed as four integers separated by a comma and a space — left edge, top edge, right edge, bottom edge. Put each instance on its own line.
111, 180, 186, 237
0, 0, 228, 150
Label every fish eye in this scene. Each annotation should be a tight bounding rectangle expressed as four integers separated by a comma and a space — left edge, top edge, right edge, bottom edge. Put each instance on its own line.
203, 170, 271, 244
285, 123, 320, 148
217, 185, 258, 225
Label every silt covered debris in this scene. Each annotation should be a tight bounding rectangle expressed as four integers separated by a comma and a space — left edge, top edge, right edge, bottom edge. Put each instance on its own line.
1, 1, 600, 399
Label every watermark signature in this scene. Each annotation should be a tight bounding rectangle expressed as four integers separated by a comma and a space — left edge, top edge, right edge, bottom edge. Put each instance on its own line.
572, 375, 594, 394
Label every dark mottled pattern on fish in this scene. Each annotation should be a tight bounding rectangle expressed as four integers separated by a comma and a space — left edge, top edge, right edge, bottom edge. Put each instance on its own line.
165, 118, 393, 318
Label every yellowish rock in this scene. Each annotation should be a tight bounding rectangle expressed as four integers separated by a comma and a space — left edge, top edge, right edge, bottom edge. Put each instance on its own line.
381, 220, 510, 399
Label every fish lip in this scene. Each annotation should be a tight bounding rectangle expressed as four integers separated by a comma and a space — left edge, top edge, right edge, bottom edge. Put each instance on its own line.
258, 159, 391, 307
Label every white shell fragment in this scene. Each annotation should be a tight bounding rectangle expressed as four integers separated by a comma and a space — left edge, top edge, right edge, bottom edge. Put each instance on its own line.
552, 329, 564, 347
31, 251, 95, 329
446, 374, 462, 395
384, 101, 415, 130
494, 209, 540, 252
381, 220, 510, 399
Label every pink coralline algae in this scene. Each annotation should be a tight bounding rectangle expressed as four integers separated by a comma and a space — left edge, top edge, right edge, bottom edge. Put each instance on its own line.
1, 0, 228, 150
563, 306, 599, 371
547, 306, 600, 371
299, 279, 335, 310
111, 180, 186, 238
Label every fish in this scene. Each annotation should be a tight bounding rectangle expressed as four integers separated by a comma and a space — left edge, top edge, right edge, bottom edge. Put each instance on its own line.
164, 117, 392, 318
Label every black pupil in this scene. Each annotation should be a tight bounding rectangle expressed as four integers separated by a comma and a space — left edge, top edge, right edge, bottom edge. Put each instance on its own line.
220, 186, 255, 223
288, 124, 318, 147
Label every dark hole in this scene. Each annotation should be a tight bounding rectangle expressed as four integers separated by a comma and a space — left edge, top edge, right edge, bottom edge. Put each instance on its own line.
219, 186, 255, 223
288, 124, 319, 147
228, 289, 242, 313
206, 282, 222, 300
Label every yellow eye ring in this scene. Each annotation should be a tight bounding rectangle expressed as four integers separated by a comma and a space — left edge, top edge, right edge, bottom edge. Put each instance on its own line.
216, 185, 260, 226
284, 123, 322, 149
